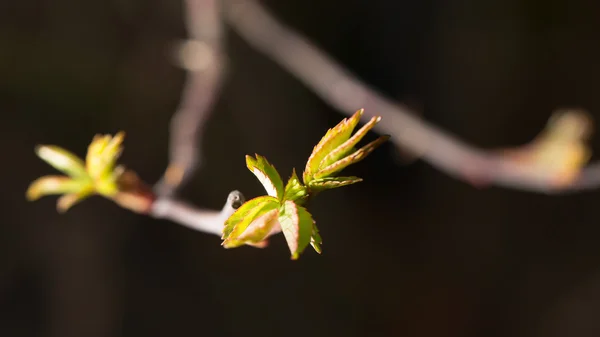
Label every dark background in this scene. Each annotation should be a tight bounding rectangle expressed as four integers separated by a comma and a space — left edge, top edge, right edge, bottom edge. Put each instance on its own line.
2, 0, 600, 336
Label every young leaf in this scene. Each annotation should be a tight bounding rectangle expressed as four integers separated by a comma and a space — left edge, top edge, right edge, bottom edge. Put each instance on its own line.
278, 200, 314, 260
35, 145, 88, 179
246, 154, 285, 200
283, 169, 307, 203
56, 187, 95, 213
222, 195, 278, 240
26, 176, 90, 201
498, 109, 593, 188
310, 225, 322, 254
318, 116, 382, 169
86, 132, 125, 180
236, 208, 280, 244
222, 196, 279, 248
314, 135, 390, 179
307, 176, 363, 192
303, 109, 364, 183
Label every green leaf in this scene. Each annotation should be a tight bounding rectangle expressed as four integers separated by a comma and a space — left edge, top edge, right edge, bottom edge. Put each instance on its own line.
310, 225, 322, 254
86, 132, 125, 180
56, 187, 95, 213
283, 169, 307, 203
307, 176, 363, 192
303, 109, 363, 183
26, 176, 90, 201
236, 208, 280, 244
314, 135, 390, 179
318, 116, 382, 169
35, 145, 88, 179
246, 154, 285, 200
222, 195, 278, 240
278, 200, 314, 260
222, 196, 279, 248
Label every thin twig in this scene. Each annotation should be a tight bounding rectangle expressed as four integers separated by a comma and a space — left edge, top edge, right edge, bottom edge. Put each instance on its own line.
151, 190, 244, 235
223, 0, 600, 194
154, 0, 226, 198
150, 0, 237, 235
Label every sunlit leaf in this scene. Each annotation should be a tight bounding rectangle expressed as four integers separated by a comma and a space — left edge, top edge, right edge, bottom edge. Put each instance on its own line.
310, 225, 322, 254
499, 109, 593, 187
246, 240, 269, 248
35, 145, 88, 178
246, 154, 285, 200
222, 196, 276, 239
236, 208, 280, 244
314, 135, 390, 179
278, 200, 313, 260
318, 116, 382, 169
303, 109, 363, 183
307, 176, 363, 192
222, 196, 279, 248
86, 132, 125, 180
26, 176, 89, 201
56, 187, 95, 213
283, 169, 307, 203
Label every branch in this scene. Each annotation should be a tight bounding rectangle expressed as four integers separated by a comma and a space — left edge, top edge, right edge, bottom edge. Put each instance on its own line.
151, 190, 245, 235
223, 0, 600, 194
154, 0, 226, 198
148, 0, 240, 236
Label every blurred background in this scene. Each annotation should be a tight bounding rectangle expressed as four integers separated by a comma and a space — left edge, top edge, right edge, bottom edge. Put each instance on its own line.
2, 0, 600, 336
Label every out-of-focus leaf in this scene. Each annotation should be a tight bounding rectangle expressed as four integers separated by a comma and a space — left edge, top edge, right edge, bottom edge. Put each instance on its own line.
222, 196, 279, 248
318, 116, 382, 169
26, 176, 89, 201
307, 176, 363, 192
278, 200, 313, 260
303, 109, 363, 183
283, 169, 307, 203
246, 154, 284, 200
86, 132, 125, 180
314, 135, 390, 179
56, 187, 95, 213
499, 109, 593, 187
35, 145, 88, 178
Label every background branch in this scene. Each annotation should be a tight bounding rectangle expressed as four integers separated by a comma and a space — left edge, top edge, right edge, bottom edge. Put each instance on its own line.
154, 0, 226, 198
223, 0, 600, 194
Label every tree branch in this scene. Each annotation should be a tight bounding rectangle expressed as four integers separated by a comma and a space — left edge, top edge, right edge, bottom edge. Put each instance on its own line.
154, 0, 226, 198
148, 0, 238, 236
150, 190, 244, 235
223, 0, 600, 194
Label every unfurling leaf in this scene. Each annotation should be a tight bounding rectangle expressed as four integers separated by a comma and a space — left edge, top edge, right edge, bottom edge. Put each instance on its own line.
499, 109, 593, 187
283, 169, 307, 203
222, 196, 279, 248
313, 135, 390, 179
28, 132, 152, 213
56, 187, 95, 213
35, 146, 88, 179
86, 132, 125, 180
236, 209, 280, 244
318, 115, 382, 169
310, 225, 322, 254
246, 154, 285, 200
278, 200, 314, 260
307, 176, 363, 192
303, 109, 364, 183
26, 176, 90, 201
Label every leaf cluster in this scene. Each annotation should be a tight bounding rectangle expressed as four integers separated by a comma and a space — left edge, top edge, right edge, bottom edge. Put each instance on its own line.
222, 109, 389, 259
26, 132, 127, 212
